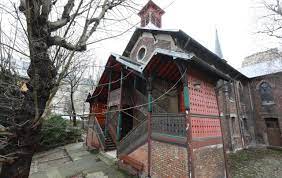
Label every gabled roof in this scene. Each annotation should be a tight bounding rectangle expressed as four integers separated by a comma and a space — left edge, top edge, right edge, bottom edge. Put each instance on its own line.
122, 27, 247, 80
114, 48, 194, 73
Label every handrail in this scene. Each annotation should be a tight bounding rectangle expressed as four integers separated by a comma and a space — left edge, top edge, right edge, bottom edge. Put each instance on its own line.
118, 119, 148, 155
107, 111, 119, 144
119, 118, 147, 145
92, 116, 106, 149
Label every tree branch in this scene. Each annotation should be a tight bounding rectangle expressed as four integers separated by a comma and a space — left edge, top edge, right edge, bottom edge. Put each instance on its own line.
48, 36, 86, 52
48, 0, 75, 32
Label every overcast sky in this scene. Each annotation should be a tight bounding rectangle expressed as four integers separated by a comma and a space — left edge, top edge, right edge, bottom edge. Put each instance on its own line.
92, 0, 281, 69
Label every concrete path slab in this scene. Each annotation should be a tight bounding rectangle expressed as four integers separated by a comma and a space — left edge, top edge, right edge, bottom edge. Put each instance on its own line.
29, 142, 133, 178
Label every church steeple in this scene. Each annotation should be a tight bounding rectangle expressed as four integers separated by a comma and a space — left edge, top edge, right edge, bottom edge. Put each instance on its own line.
214, 29, 223, 59
138, 0, 165, 28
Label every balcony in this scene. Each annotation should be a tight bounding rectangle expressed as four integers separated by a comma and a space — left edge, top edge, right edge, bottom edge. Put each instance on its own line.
108, 88, 132, 107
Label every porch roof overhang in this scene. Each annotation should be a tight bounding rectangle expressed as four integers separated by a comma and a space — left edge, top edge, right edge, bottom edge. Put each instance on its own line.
88, 48, 236, 103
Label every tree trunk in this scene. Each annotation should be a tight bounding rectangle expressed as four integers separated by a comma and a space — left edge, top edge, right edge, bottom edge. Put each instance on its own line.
0, 1, 56, 177
70, 90, 77, 126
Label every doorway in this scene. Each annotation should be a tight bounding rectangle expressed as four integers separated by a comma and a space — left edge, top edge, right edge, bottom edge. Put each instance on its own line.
121, 108, 133, 139
265, 118, 281, 146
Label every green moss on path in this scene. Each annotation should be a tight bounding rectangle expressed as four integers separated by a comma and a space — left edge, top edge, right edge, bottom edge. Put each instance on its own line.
227, 148, 282, 178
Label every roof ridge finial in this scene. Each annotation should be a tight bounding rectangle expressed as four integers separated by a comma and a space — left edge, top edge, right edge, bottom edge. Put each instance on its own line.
214, 28, 223, 59
138, 0, 165, 28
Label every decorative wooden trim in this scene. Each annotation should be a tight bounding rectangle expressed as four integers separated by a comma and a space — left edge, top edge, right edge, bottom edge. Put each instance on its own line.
190, 113, 220, 119
192, 137, 222, 149
151, 132, 186, 146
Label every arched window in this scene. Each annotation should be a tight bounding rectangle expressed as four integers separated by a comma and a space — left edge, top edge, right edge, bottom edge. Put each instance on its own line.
259, 82, 274, 105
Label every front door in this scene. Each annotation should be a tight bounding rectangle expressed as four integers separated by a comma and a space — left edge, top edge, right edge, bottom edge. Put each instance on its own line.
265, 118, 281, 146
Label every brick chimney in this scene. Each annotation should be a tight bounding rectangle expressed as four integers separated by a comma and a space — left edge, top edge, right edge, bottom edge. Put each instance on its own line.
138, 0, 165, 28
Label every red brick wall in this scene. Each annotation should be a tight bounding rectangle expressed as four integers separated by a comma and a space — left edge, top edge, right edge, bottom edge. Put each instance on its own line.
128, 143, 148, 175
151, 141, 189, 178
194, 144, 226, 178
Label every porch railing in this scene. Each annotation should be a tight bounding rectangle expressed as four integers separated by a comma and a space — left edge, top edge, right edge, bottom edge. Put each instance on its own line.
117, 119, 148, 155
152, 113, 186, 137
92, 116, 106, 149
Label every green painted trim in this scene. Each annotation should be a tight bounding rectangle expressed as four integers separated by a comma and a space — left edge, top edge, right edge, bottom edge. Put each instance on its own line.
117, 112, 122, 141
133, 76, 137, 89
148, 93, 152, 112
183, 86, 190, 109
153, 132, 186, 139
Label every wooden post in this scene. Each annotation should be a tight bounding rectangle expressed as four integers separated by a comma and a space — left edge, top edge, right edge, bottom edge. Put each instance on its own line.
117, 69, 123, 142
215, 80, 230, 178
182, 72, 195, 178
105, 69, 112, 135
177, 61, 194, 178
147, 76, 153, 177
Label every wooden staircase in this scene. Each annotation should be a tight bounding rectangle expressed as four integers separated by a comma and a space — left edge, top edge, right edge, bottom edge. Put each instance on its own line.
104, 129, 117, 151
117, 89, 166, 156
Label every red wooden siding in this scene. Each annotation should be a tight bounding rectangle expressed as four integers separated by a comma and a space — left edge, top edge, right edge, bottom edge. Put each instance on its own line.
191, 118, 221, 138
91, 103, 107, 127
188, 74, 219, 116
179, 71, 222, 141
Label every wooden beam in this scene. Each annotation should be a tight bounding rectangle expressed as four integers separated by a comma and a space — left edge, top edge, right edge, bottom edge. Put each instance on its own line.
117, 69, 124, 142
147, 76, 153, 177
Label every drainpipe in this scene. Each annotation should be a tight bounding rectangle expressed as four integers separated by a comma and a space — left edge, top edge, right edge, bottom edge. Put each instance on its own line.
147, 76, 153, 177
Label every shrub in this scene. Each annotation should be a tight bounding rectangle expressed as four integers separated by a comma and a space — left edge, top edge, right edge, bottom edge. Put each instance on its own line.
39, 115, 82, 151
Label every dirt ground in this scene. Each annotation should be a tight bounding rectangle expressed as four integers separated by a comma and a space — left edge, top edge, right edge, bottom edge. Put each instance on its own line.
227, 148, 282, 178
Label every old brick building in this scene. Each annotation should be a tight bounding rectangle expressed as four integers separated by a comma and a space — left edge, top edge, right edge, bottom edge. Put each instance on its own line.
86, 1, 282, 178
239, 48, 282, 147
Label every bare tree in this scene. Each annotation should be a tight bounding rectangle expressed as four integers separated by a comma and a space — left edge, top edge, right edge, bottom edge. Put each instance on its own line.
0, 0, 139, 177
258, 0, 282, 38
65, 60, 86, 126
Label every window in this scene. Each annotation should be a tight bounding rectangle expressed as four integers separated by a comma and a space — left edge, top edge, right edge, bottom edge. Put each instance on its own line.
242, 118, 248, 131
259, 82, 274, 105
137, 47, 146, 61
265, 118, 279, 128
239, 82, 244, 102
227, 83, 234, 101
231, 117, 236, 135
145, 15, 149, 26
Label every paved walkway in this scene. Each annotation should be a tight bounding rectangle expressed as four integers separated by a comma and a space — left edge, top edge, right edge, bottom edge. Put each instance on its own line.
228, 148, 282, 178
29, 143, 132, 178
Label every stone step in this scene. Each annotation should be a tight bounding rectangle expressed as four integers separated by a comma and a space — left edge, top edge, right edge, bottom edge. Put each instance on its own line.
97, 152, 117, 166
86, 171, 108, 178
